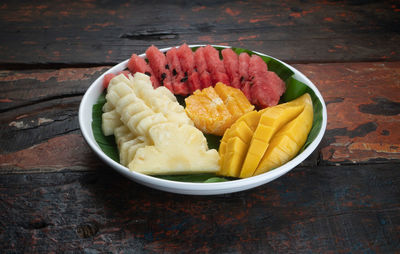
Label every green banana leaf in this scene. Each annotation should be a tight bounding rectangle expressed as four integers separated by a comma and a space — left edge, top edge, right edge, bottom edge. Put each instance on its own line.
91, 46, 324, 183
92, 93, 119, 162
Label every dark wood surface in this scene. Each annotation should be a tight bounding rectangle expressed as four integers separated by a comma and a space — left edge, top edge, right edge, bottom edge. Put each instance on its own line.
0, 1, 399, 253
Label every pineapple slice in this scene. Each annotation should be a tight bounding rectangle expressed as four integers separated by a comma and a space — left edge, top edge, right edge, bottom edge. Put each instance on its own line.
128, 122, 219, 175
102, 110, 122, 136
130, 72, 193, 126
113, 125, 149, 166
102, 72, 220, 175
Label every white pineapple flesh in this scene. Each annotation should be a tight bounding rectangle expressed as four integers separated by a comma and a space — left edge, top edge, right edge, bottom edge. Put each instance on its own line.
101, 72, 220, 175
129, 123, 219, 175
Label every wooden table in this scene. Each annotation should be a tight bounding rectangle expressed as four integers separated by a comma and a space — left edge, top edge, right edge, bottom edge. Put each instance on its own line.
1, 1, 399, 252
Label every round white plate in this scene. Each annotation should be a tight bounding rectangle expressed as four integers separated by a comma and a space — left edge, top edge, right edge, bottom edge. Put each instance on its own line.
79, 45, 327, 195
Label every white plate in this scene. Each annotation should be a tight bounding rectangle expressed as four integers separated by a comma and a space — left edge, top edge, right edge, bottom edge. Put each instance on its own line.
79, 45, 327, 195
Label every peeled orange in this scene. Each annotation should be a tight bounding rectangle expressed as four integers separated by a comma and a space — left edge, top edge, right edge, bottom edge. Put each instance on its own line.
185, 82, 254, 136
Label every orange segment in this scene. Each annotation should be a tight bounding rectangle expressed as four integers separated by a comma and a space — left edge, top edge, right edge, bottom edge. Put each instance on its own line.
185, 83, 254, 136
214, 82, 254, 121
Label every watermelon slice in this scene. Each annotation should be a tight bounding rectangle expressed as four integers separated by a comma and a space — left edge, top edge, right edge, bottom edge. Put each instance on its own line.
127, 54, 160, 88
177, 43, 198, 94
203, 45, 230, 86
203, 45, 225, 73
103, 73, 116, 89
146, 45, 174, 92
166, 47, 189, 95
188, 72, 202, 92
239, 52, 250, 87
194, 47, 208, 74
194, 47, 213, 88
249, 54, 269, 78
222, 48, 241, 88
248, 54, 286, 108
199, 71, 213, 89
241, 81, 252, 101
177, 43, 195, 75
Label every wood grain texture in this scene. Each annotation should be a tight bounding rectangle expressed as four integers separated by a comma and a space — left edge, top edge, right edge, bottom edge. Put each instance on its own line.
293, 62, 400, 164
0, 0, 399, 66
0, 163, 398, 253
1, 1, 399, 253
0, 67, 108, 112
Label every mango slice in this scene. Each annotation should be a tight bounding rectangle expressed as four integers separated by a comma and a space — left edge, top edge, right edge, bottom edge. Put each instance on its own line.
185, 82, 254, 136
223, 137, 247, 177
239, 94, 309, 178
254, 93, 313, 175
219, 110, 261, 177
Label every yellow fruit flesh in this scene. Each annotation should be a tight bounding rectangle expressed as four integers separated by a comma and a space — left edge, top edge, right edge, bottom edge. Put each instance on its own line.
214, 82, 254, 120
104, 73, 219, 175
218, 110, 261, 177
185, 83, 254, 136
254, 93, 313, 175
223, 137, 247, 177
239, 94, 308, 178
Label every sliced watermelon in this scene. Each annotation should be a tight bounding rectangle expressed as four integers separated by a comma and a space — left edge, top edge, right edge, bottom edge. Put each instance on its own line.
222, 48, 241, 88
241, 81, 252, 102
203, 45, 230, 86
188, 72, 202, 92
194, 46, 213, 88
166, 47, 189, 95
146, 45, 174, 92
212, 71, 230, 86
248, 54, 285, 108
249, 54, 269, 78
265, 71, 286, 98
127, 53, 160, 88
177, 43, 198, 94
103, 73, 116, 89
199, 71, 213, 89
203, 45, 225, 73
239, 52, 250, 87
194, 47, 208, 74
177, 43, 195, 75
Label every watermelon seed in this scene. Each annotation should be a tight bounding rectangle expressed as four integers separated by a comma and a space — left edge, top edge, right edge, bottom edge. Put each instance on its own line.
181, 76, 188, 82
161, 73, 166, 80
172, 69, 177, 76
165, 64, 169, 69
145, 71, 151, 76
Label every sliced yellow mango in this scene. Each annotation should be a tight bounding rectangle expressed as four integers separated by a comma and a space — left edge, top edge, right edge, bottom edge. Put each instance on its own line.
223, 137, 247, 177
239, 94, 308, 178
218, 110, 261, 177
254, 93, 313, 175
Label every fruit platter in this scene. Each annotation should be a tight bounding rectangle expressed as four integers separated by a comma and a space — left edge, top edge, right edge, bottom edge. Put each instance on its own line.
79, 44, 327, 195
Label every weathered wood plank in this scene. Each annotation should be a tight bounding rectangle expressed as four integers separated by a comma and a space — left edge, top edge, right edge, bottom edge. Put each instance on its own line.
0, 0, 399, 65
0, 67, 108, 111
0, 163, 398, 252
1, 62, 399, 173
293, 62, 400, 164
